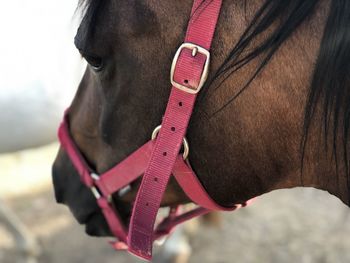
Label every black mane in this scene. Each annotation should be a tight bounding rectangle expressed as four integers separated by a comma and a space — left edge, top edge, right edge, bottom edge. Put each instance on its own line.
76, 0, 104, 47
303, 0, 350, 175
78, 0, 350, 186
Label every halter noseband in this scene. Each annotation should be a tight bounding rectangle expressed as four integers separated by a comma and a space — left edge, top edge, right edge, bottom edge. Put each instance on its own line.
58, 0, 248, 260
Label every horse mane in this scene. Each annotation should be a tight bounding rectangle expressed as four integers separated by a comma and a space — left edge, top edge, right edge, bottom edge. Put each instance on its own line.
303, 1, 350, 176
76, 0, 103, 45
77, 0, 350, 175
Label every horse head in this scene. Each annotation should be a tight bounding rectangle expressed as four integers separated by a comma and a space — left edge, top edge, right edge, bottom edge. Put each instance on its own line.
52, 0, 350, 245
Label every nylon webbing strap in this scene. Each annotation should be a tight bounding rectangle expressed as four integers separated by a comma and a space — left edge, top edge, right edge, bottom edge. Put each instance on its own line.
127, 0, 223, 259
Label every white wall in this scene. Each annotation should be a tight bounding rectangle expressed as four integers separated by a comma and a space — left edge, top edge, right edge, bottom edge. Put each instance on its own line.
0, 0, 85, 153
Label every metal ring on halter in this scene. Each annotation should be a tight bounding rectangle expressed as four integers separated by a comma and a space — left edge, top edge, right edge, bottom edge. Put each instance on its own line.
90, 173, 114, 202
151, 125, 189, 160
89, 173, 102, 199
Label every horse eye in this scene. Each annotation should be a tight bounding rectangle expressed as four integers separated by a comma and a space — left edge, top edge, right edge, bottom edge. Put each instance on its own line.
83, 54, 104, 72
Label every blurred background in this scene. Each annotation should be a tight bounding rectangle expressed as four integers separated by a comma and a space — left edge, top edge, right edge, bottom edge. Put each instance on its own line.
1, 1, 350, 263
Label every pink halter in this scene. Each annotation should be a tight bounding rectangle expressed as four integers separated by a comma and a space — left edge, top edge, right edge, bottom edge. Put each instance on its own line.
58, 0, 248, 260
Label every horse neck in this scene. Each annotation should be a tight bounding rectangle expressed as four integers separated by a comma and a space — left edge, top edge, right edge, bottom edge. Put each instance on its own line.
185, 0, 349, 207
301, 122, 350, 206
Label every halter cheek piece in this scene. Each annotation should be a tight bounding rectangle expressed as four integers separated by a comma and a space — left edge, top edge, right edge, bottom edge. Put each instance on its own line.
58, 0, 250, 260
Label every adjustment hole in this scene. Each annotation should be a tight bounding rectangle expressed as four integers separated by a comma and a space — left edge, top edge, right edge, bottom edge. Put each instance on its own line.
154, 177, 158, 182
184, 79, 189, 84
163, 152, 167, 156
178, 102, 183, 107
171, 127, 176, 132
146, 202, 149, 207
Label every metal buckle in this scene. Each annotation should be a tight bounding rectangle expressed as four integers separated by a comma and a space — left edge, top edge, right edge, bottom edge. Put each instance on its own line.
170, 42, 210, 94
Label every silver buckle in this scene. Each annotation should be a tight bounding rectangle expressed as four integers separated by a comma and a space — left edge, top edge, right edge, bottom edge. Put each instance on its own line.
170, 43, 210, 94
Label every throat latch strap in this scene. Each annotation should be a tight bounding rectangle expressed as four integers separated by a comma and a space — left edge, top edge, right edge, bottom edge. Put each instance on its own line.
127, 0, 223, 259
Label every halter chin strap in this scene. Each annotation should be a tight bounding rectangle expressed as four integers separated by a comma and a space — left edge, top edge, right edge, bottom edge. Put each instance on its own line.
59, 110, 240, 253
58, 0, 248, 261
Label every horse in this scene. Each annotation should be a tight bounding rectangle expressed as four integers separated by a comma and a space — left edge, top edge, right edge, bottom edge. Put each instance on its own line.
52, 0, 350, 258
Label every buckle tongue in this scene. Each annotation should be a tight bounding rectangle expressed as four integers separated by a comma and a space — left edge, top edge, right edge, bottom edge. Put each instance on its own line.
170, 43, 210, 94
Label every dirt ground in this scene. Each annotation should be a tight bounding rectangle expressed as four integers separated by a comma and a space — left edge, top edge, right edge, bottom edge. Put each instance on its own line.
1, 144, 350, 263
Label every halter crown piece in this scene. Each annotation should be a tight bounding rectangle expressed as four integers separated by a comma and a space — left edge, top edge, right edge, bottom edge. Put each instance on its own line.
58, 0, 246, 260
